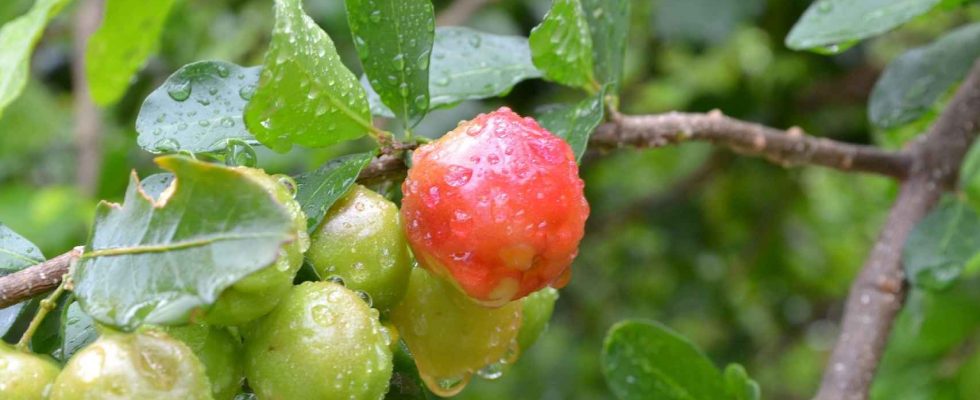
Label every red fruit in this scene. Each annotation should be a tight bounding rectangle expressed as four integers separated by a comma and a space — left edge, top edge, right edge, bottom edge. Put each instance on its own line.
401, 107, 589, 306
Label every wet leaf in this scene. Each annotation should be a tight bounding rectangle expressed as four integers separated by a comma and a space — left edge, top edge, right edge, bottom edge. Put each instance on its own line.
295, 151, 374, 233
529, 0, 596, 91
73, 156, 294, 330
0, 0, 70, 118
53, 299, 98, 362
136, 61, 261, 154
786, 0, 941, 54
365, 27, 542, 118
903, 196, 980, 290
86, 0, 178, 105
245, 0, 372, 152
346, 0, 433, 126
0, 223, 44, 337
724, 364, 761, 400
537, 88, 606, 162
580, 0, 629, 94
869, 22, 980, 129
602, 320, 728, 400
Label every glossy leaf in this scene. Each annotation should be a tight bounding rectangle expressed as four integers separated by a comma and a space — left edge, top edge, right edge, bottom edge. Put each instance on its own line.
602, 320, 727, 400
786, 0, 941, 54
0, 223, 43, 337
581, 0, 629, 94
903, 197, 980, 290
245, 0, 373, 152
537, 88, 606, 162
0, 0, 69, 118
724, 364, 761, 400
86, 0, 177, 105
136, 61, 261, 154
386, 341, 436, 400
73, 156, 294, 330
53, 300, 98, 363
529, 0, 596, 91
869, 22, 980, 129
346, 0, 433, 126
294, 151, 374, 233
364, 27, 542, 118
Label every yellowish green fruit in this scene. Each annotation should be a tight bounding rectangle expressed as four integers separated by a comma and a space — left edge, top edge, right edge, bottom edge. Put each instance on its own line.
390, 268, 523, 397
0, 343, 60, 399
164, 324, 243, 400
308, 185, 411, 311
48, 330, 212, 400
205, 169, 310, 326
244, 281, 392, 400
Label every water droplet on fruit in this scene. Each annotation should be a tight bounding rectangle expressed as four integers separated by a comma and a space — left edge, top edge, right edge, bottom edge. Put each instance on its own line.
326, 275, 346, 286
274, 175, 298, 197
311, 305, 335, 326
443, 165, 472, 187
355, 290, 373, 307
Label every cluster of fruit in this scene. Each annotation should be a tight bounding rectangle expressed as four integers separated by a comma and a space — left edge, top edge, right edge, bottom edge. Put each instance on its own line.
0, 108, 588, 399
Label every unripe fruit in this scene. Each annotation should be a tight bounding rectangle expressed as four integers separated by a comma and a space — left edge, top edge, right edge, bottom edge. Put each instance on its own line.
164, 324, 243, 400
205, 168, 310, 326
244, 281, 392, 400
308, 184, 412, 312
401, 107, 589, 306
49, 330, 212, 400
0, 343, 60, 399
390, 268, 523, 397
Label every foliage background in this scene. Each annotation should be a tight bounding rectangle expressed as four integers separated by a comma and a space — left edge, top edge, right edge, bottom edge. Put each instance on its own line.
2, 0, 980, 398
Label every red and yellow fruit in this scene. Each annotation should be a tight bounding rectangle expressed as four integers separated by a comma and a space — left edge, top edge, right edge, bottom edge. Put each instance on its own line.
401, 107, 589, 306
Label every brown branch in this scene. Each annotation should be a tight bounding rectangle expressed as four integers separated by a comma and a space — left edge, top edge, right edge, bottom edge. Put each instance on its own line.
73, 0, 104, 196
815, 60, 980, 400
591, 111, 912, 179
435, 0, 497, 26
0, 248, 82, 309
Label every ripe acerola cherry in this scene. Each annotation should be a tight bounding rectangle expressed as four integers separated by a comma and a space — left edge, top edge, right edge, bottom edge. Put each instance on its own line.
205, 168, 310, 326
244, 281, 393, 400
401, 107, 589, 306
0, 343, 60, 400
48, 330, 212, 399
390, 267, 523, 397
307, 184, 412, 312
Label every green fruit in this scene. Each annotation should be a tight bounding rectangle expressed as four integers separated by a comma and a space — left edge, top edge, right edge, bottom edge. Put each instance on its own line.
0, 343, 60, 399
517, 287, 558, 351
205, 169, 310, 326
49, 330, 212, 400
308, 184, 411, 311
390, 268, 523, 397
244, 281, 393, 400
164, 324, 243, 400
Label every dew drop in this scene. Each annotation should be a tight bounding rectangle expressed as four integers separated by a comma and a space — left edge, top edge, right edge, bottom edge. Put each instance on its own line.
166, 79, 192, 102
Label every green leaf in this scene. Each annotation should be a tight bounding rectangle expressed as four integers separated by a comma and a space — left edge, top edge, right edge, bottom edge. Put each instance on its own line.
870, 22, 980, 129
786, 0, 941, 54
0, 222, 43, 274
537, 88, 606, 162
723, 364, 761, 400
0, 0, 70, 118
602, 319, 728, 400
245, 0, 373, 152
580, 0, 629, 94
386, 341, 436, 400
53, 299, 97, 362
364, 27, 543, 118
295, 151, 374, 233
529, 0, 596, 91
139, 173, 176, 200
903, 197, 980, 290
136, 61, 261, 154
0, 223, 44, 337
85, 0, 177, 105
73, 156, 295, 330
346, 0, 434, 126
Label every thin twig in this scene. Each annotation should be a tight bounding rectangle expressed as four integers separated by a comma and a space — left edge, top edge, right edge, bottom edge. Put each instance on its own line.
73, 0, 104, 196
815, 59, 980, 400
16, 274, 70, 350
0, 248, 81, 309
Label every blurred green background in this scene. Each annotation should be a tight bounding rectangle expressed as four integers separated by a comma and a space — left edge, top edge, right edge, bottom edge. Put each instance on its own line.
3, 0, 980, 398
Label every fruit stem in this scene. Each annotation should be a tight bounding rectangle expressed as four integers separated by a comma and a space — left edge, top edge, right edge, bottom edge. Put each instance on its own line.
368, 127, 399, 155
16, 273, 70, 351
